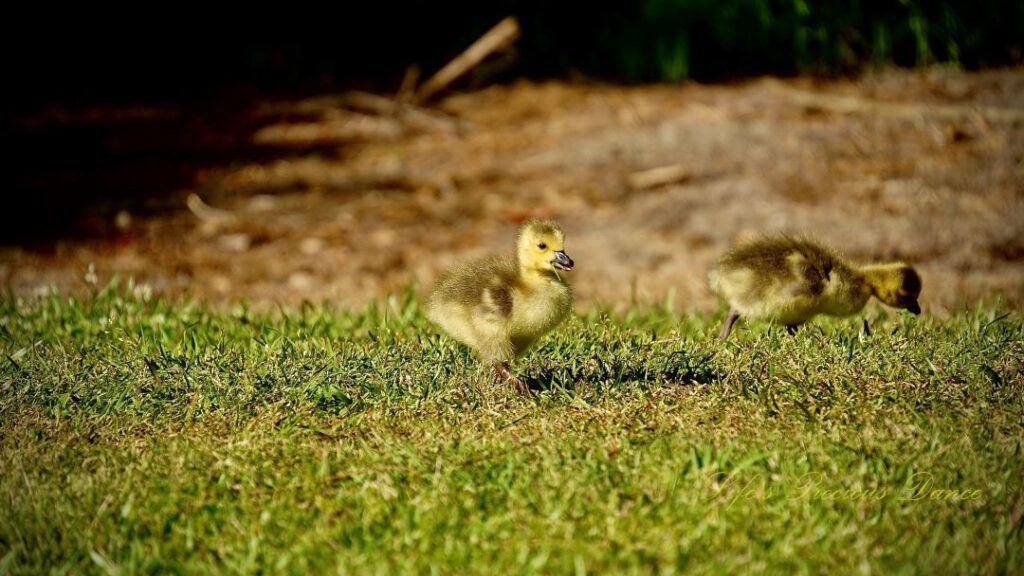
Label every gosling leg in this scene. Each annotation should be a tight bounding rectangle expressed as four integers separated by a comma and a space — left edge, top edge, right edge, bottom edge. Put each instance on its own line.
786, 324, 799, 336
493, 362, 528, 395
719, 309, 740, 340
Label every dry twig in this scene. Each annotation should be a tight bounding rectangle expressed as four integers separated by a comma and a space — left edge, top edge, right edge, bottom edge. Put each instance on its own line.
415, 16, 521, 104
628, 164, 691, 190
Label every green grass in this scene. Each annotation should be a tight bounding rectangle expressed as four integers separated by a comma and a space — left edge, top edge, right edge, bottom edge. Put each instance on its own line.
1, 283, 1022, 574
519, 1, 1024, 82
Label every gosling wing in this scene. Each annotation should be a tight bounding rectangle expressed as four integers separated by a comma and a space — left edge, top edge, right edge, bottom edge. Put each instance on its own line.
782, 249, 830, 299
478, 281, 514, 322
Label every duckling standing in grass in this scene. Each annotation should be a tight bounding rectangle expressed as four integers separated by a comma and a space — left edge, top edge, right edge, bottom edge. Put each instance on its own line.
426, 219, 574, 393
709, 236, 921, 339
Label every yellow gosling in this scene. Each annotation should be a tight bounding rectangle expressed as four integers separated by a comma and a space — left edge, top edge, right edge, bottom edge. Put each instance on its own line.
426, 219, 574, 393
709, 236, 921, 339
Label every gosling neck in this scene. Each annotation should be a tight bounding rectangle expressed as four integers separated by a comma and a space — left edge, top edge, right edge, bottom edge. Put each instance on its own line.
858, 264, 897, 300
823, 264, 872, 316
517, 258, 560, 286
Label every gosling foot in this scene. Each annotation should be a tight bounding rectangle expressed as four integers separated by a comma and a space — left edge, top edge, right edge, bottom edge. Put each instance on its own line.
719, 309, 740, 340
493, 362, 529, 395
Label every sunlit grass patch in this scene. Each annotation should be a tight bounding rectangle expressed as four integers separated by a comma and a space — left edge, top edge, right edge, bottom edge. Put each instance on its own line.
1, 286, 1021, 574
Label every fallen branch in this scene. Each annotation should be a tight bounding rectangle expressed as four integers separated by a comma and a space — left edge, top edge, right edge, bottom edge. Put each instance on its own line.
396, 65, 421, 103
216, 158, 420, 194
186, 193, 235, 224
341, 91, 467, 133
415, 16, 521, 104
786, 88, 1024, 124
628, 164, 691, 190
252, 116, 404, 145
257, 91, 468, 135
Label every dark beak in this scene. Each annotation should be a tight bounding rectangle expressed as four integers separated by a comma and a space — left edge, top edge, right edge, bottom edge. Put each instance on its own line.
907, 302, 921, 315
552, 250, 574, 271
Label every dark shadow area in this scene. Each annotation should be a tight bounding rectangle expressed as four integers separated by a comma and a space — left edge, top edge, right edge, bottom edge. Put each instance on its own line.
521, 349, 721, 392
3, 4, 516, 245
5, 105, 350, 244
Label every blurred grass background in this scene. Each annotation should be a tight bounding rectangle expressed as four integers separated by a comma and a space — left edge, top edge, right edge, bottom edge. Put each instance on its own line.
519, 0, 1024, 82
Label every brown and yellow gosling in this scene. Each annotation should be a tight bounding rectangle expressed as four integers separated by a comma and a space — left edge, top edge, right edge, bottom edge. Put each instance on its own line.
709, 236, 921, 339
425, 219, 575, 393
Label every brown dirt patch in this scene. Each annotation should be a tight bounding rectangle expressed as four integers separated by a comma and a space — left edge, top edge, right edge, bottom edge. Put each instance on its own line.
3, 68, 1022, 314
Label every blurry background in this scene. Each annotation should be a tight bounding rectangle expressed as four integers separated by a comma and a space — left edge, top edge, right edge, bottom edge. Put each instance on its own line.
3, 1, 1022, 312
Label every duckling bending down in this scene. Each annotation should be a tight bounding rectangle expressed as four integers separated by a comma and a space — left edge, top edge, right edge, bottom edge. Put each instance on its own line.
425, 219, 575, 393
709, 236, 921, 339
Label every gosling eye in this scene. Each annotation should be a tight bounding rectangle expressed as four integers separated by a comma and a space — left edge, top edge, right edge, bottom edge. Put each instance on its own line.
537, 243, 547, 250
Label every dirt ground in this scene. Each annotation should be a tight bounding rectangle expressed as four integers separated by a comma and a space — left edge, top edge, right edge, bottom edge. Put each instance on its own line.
2, 68, 1022, 314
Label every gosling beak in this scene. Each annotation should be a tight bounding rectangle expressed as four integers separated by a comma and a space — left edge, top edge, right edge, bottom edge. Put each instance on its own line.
552, 250, 574, 271
907, 302, 921, 315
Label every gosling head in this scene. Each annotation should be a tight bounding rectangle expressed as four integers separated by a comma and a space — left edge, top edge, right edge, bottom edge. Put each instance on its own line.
516, 219, 574, 275
867, 263, 922, 315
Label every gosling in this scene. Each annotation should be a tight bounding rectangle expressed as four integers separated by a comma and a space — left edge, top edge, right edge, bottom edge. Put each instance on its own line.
709, 236, 921, 339
425, 219, 575, 393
